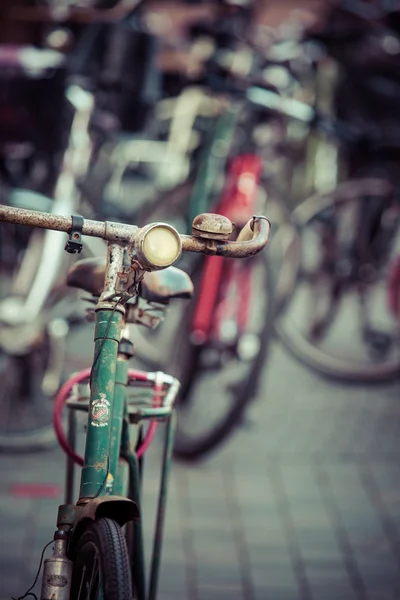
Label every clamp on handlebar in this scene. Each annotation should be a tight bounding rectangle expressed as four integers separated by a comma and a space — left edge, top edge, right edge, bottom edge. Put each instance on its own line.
65, 214, 84, 254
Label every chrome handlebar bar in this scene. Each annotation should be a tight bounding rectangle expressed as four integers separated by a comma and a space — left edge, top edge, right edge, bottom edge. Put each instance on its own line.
0, 205, 270, 260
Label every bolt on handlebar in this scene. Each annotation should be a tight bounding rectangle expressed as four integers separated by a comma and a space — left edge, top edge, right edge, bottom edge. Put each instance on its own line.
0, 204, 270, 260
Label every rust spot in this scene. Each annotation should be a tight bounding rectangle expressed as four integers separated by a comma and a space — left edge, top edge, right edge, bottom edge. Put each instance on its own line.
46, 574, 68, 587
94, 461, 106, 471
192, 213, 233, 239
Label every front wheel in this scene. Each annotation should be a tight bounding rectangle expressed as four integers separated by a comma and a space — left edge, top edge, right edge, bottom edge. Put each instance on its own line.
70, 518, 133, 600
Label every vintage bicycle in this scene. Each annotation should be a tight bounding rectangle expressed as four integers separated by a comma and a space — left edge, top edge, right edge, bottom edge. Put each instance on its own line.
0, 203, 269, 599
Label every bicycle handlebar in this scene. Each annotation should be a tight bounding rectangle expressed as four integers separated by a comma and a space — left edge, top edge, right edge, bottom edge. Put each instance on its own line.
181, 216, 270, 258
0, 204, 270, 260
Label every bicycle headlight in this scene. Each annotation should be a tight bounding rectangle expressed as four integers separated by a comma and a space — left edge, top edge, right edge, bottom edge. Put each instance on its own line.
136, 223, 182, 269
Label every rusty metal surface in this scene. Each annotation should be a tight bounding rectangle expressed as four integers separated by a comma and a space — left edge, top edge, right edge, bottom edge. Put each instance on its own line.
100, 243, 125, 302
182, 216, 271, 257
40, 538, 72, 600
104, 221, 138, 245
68, 259, 194, 304
192, 213, 234, 240
0, 205, 270, 262
57, 504, 79, 528
77, 495, 140, 525
0, 204, 104, 237
0, 205, 138, 244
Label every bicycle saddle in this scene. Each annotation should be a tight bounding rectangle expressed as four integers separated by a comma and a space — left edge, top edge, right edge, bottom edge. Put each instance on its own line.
66, 257, 193, 302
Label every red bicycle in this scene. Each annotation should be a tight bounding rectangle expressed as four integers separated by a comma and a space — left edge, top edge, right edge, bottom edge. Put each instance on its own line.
130, 95, 275, 459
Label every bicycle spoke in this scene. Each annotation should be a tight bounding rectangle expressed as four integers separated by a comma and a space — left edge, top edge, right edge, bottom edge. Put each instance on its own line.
77, 564, 87, 600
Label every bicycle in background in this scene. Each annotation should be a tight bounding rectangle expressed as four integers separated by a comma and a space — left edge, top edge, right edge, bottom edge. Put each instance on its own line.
275, 0, 400, 381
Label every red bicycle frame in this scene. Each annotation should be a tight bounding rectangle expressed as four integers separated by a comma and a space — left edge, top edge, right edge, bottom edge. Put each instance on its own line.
191, 154, 263, 343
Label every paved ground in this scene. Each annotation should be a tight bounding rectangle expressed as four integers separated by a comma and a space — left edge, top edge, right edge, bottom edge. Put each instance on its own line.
1, 336, 399, 600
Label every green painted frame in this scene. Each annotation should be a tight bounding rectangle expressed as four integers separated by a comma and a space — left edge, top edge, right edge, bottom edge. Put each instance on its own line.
63, 305, 176, 600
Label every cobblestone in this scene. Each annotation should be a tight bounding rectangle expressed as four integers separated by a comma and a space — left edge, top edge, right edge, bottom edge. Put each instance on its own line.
0, 342, 399, 599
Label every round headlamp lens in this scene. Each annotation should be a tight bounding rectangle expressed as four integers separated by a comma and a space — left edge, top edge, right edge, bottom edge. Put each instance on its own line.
142, 226, 181, 267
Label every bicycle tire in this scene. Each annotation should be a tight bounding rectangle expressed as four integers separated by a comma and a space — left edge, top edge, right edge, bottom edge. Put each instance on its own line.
172, 249, 274, 460
70, 518, 133, 600
276, 323, 400, 382
0, 191, 64, 452
0, 341, 57, 453
275, 179, 400, 382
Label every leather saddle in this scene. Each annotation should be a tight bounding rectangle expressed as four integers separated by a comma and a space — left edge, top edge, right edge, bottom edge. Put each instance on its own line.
66, 257, 193, 303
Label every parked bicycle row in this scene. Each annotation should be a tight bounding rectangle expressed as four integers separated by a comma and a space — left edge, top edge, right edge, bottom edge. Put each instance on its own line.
0, 1, 399, 597
1, 0, 399, 457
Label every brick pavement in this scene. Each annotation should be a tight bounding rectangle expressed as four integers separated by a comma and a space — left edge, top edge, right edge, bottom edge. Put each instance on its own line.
1, 341, 400, 600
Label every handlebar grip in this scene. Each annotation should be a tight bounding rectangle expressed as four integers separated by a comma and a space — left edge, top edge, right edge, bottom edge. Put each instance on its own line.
181, 216, 270, 258
236, 219, 254, 243
221, 216, 270, 257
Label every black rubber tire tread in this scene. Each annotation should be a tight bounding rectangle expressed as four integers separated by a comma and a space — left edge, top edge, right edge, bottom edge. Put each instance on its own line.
173, 250, 275, 460
71, 517, 133, 600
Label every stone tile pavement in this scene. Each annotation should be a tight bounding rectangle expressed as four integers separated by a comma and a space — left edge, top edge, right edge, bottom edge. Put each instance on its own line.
1, 341, 400, 600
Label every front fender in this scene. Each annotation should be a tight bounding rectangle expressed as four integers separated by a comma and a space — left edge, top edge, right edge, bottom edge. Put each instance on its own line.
59, 496, 140, 552
78, 495, 140, 526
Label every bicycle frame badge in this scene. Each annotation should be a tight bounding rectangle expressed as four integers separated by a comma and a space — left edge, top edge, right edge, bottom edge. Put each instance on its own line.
90, 394, 111, 427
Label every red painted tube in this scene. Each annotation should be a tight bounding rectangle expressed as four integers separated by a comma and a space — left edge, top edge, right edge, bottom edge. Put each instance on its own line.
217, 154, 263, 221
192, 255, 225, 339
192, 154, 263, 341
136, 374, 163, 458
